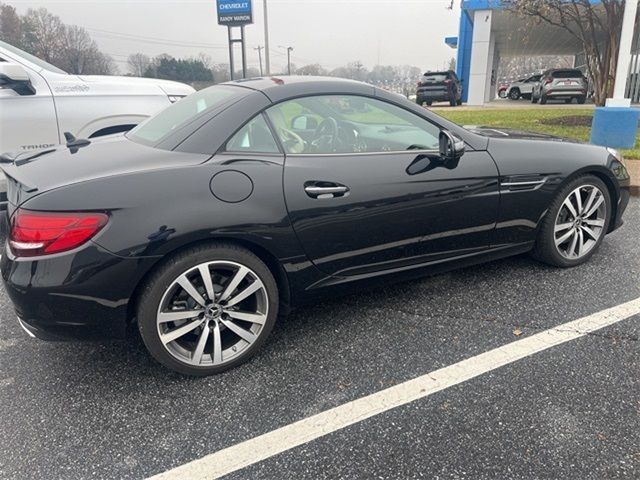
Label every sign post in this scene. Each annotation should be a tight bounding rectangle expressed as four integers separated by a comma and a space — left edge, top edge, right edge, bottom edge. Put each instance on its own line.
216, 0, 253, 80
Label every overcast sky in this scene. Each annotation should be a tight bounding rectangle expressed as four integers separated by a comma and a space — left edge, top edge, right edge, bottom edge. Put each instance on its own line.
9, 0, 459, 74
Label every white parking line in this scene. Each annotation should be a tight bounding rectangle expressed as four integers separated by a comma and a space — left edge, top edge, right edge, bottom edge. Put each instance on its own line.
149, 298, 640, 480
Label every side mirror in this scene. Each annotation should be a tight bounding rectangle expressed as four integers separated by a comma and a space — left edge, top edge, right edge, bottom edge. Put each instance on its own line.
291, 114, 318, 131
439, 130, 465, 163
0, 63, 35, 95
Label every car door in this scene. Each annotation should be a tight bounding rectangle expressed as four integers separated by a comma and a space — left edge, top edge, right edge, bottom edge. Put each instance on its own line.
267, 94, 500, 278
0, 56, 58, 153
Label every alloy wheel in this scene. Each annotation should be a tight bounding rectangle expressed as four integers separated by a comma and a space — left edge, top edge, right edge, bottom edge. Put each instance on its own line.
554, 184, 607, 260
156, 261, 269, 367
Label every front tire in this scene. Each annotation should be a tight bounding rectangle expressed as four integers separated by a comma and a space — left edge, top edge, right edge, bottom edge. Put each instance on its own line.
137, 243, 279, 375
532, 175, 611, 268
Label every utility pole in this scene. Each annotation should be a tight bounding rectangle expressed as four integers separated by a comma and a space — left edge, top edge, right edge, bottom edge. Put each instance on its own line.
254, 45, 264, 76
279, 45, 293, 75
263, 0, 270, 75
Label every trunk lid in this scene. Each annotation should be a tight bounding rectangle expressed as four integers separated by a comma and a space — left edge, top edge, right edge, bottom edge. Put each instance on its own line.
0, 135, 210, 208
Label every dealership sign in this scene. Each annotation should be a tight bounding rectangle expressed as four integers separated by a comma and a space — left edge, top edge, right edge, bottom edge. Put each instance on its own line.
217, 0, 253, 26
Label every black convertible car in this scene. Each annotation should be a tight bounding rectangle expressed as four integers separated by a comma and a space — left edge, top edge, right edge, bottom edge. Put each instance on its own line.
0, 76, 629, 375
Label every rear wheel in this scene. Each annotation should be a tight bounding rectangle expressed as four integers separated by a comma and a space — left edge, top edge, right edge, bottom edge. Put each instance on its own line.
449, 97, 457, 107
509, 89, 520, 100
565, 98, 573, 104
577, 95, 586, 104
532, 175, 611, 267
456, 98, 462, 106
426, 100, 432, 107
540, 94, 547, 104
137, 244, 278, 375
416, 96, 424, 106
531, 93, 538, 103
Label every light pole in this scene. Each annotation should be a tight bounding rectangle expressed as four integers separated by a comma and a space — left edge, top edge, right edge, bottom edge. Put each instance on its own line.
254, 45, 264, 76
263, 0, 270, 75
279, 45, 293, 75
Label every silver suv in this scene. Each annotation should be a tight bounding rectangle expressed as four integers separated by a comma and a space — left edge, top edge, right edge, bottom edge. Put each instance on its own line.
532, 69, 588, 104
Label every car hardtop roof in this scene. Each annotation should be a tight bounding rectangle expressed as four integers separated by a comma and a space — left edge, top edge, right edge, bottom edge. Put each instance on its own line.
222, 75, 375, 102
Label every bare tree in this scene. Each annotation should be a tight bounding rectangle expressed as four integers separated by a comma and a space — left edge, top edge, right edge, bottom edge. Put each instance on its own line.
295, 63, 328, 76
0, 3, 23, 47
21, 8, 65, 63
128, 53, 151, 77
504, 0, 624, 105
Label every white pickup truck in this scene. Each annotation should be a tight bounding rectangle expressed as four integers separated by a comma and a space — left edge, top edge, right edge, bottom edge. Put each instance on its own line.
0, 39, 195, 154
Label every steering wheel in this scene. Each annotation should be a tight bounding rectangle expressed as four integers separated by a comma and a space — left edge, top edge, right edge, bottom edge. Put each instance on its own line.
277, 127, 305, 154
312, 117, 339, 152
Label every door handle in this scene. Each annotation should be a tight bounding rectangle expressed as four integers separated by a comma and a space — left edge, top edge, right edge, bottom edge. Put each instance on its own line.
304, 183, 350, 198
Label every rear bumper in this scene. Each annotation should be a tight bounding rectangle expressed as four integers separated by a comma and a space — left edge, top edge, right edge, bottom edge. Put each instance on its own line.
544, 89, 586, 97
416, 88, 453, 101
1, 242, 158, 341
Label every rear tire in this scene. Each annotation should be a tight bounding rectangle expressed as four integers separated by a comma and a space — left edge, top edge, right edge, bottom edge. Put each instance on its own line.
449, 97, 457, 107
426, 100, 432, 107
540, 94, 547, 104
456, 98, 462, 106
137, 243, 279, 375
531, 94, 538, 104
532, 175, 611, 268
416, 97, 424, 106
509, 89, 520, 100
565, 98, 573, 104
577, 95, 586, 104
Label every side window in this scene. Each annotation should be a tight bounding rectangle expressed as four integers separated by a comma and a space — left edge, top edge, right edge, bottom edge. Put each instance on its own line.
225, 113, 280, 153
266, 95, 440, 155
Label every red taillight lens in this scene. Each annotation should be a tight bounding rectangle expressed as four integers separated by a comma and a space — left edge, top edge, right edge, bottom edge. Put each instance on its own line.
544, 77, 553, 85
9, 209, 108, 257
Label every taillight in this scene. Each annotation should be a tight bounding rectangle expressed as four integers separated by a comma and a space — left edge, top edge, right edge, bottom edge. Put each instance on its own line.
544, 77, 553, 85
417, 81, 424, 87
444, 79, 452, 85
9, 209, 108, 257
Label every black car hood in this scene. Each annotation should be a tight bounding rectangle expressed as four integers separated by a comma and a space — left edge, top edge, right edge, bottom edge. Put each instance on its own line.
1, 135, 210, 206
463, 126, 581, 143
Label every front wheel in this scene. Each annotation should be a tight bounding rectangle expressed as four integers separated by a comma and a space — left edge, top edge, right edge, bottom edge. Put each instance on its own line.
532, 176, 611, 267
137, 244, 279, 375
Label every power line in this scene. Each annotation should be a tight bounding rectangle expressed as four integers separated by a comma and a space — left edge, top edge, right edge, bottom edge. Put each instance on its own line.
86, 27, 228, 49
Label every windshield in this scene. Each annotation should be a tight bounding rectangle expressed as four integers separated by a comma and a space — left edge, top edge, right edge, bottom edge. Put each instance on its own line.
0, 39, 67, 74
553, 70, 583, 79
422, 72, 449, 82
128, 85, 244, 146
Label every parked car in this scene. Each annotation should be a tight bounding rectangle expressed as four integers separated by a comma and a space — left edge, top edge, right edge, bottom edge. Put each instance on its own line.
0, 76, 629, 376
532, 69, 588, 104
416, 70, 462, 106
0, 40, 194, 154
506, 74, 542, 100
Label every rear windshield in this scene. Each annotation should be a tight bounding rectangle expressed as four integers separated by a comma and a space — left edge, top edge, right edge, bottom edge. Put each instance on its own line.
128, 85, 244, 146
422, 72, 449, 82
552, 70, 583, 79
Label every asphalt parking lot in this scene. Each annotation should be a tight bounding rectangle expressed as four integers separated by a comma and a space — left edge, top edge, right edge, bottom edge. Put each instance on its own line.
1, 199, 639, 480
